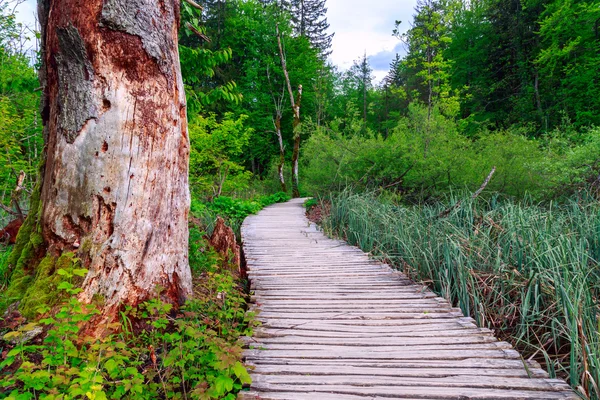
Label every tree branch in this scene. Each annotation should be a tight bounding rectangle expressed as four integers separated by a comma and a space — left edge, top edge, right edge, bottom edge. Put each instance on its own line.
183, 0, 203, 11
437, 166, 496, 219
185, 22, 211, 43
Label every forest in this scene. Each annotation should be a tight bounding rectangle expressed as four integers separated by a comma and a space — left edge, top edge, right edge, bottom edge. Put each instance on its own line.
0, 0, 599, 398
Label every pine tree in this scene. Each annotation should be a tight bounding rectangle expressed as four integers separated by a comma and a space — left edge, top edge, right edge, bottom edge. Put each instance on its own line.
399, 0, 457, 120
385, 53, 405, 88
272, 0, 333, 56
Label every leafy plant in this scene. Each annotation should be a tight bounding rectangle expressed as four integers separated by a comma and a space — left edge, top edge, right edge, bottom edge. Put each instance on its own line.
1, 244, 253, 399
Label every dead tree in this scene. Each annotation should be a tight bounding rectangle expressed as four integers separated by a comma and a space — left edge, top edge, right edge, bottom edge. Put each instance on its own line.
6, 0, 192, 333
276, 23, 303, 198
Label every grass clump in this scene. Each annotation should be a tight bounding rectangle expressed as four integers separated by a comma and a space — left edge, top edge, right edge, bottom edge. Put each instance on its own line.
323, 190, 600, 399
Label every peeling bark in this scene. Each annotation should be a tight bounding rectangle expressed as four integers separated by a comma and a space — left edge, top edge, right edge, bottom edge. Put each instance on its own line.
33, 0, 191, 331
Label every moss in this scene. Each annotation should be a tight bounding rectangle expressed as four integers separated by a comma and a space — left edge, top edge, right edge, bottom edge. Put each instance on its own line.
79, 238, 92, 254
1, 162, 88, 317
1, 182, 42, 308
18, 255, 57, 318
16, 253, 79, 318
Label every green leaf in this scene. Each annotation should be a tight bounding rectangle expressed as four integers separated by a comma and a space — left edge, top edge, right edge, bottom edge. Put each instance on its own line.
233, 362, 252, 385
3, 331, 21, 341
57, 281, 73, 290
213, 375, 234, 395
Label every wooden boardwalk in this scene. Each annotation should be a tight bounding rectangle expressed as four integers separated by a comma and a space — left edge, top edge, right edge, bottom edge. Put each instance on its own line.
239, 199, 578, 400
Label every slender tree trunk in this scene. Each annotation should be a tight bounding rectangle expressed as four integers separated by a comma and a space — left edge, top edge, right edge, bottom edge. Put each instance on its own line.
266, 64, 287, 193
276, 23, 302, 198
274, 112, 287, 192
9, 0, 192, 330
291, 86, 302, 198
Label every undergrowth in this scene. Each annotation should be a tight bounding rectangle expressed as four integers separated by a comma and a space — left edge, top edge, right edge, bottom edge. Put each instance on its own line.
0, 228, 254, 399
322, 190, 600, 399
191, 192, 290, 237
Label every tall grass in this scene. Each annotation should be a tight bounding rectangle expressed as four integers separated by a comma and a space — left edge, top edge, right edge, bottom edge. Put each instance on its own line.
323, 191, 600, 398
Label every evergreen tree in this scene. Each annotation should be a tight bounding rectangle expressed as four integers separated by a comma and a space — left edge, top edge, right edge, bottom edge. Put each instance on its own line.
385, 53, 405, 88
278, 0, 334, 57
398, 0, 458, 120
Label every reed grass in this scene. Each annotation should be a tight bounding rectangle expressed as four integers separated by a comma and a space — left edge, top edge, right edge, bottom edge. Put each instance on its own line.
323, 190, 600, 398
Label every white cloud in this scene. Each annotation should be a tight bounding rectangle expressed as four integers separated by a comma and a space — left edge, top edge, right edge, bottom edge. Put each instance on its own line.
15, 0, 37, 28
326, 0, 416, 81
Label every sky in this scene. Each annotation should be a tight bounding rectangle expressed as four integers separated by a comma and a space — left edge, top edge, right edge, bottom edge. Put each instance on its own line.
14, 0, 418, 82
326, 0, 418, 82
14, 0, 36, 26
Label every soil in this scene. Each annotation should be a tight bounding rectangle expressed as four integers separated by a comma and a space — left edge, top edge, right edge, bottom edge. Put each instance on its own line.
306, 202, 330, 225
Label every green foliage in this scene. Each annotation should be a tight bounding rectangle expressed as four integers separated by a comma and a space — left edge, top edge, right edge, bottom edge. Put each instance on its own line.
535, 0, 600, 128
208, 196, 263, 221
179, 2, 242, 114
189, 226, 222, 275
259, 192, 291, 207
395, 1, 459, 118
187, 0, 325, 177
301, 103, 563, 199
206, 192, 290, 220
323, 190, 600, 399
189, 191, 290, 243
0, 50, 42, 224
189, 113, 253, 199
1, 253, 252, 399
303, 198, 317, 210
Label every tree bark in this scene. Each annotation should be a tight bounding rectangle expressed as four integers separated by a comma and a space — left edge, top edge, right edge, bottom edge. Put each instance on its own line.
19, 0, 192, 328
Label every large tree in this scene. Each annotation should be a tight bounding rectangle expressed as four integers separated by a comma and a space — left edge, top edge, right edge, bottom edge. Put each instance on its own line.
5, 0, 192, 332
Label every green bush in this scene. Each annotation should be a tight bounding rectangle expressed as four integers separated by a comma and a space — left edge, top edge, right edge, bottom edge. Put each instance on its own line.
300, 103, 600, 200
303, 198, 318, 210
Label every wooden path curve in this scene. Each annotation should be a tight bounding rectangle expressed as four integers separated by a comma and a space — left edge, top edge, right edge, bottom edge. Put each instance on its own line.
239, 198, 578, 400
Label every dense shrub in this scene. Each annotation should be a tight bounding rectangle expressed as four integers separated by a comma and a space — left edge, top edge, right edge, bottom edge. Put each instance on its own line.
300, 104, 600, 201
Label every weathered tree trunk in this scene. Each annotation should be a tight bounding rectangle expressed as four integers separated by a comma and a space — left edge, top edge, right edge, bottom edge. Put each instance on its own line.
16, 0, 191, 328
291, 87, 302, 198
274, 111, 287, 193
276, 23, 302, 198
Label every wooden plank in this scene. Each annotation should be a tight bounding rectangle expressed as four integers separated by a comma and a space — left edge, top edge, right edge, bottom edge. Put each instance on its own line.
249, 364, 548, 378
240, 385, 578, 399
253, 327, 493, 338
250, 374, 573, 391
246, 335, 499, 346
244, 357, 538, 369
243, 348, 521, 360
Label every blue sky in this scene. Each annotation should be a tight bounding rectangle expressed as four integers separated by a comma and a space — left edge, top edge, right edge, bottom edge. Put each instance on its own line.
15, 0, 417, 82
